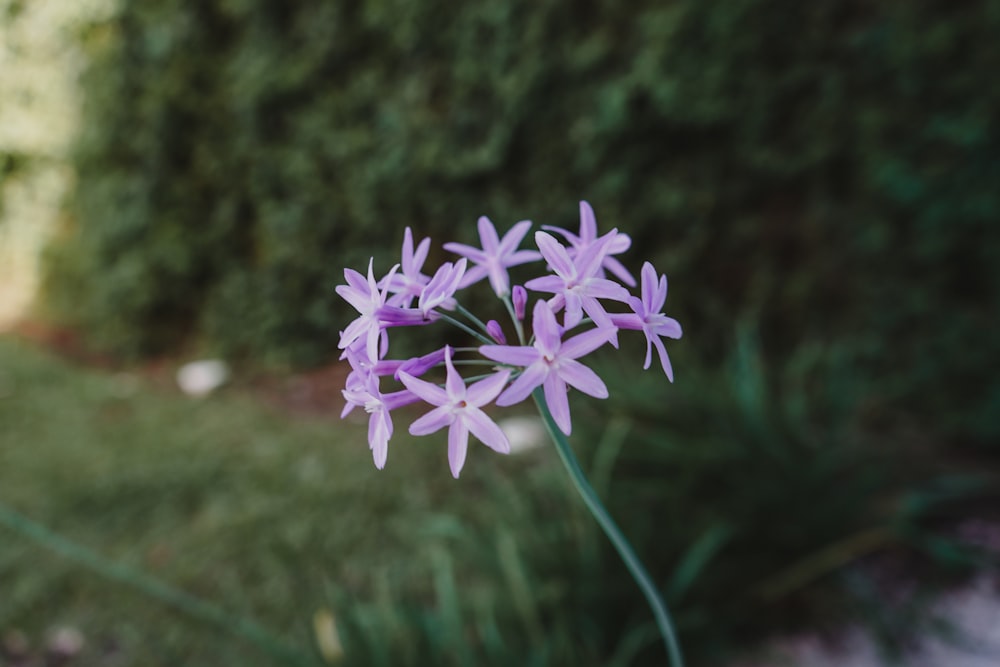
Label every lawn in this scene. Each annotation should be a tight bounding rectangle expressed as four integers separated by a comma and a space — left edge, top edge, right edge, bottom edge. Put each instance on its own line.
0, 335, 604, 666
2, 333, 995, 667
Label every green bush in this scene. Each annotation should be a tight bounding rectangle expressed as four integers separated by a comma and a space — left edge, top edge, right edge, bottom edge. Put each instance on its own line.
46, 0, 999, 463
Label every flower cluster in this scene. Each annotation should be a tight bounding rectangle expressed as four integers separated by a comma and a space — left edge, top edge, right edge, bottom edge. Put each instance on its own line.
338, 201, 682, 478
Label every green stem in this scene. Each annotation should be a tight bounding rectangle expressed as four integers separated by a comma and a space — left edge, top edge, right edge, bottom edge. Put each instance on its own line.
531, 390, 684, 667
436, 312, 493, 345
501, 295, 525, 345
454, 303, 490, 334
0, 502, 311, 666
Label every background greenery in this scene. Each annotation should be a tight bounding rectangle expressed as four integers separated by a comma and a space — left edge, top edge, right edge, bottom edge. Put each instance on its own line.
5, 0, 997, 664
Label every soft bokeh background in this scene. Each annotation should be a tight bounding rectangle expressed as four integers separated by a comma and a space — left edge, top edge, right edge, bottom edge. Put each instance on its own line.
1, 0, 998, 665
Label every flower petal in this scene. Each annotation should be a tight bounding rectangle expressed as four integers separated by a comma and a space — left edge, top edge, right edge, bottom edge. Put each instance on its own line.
338, 316, 369, 351
457, 264, 490, 289
603, 255, 636, 287
506, 249, 543, 266
448, 420, 469, 478
540, 224, 581, 247
410, 405, 453, 436
343, 267, 369, 294
652, 316, 683, 339
610, 312, 644, 331
498, 219, 533, 255
336, 284, 372, 314
563, 292, 584, 330
542, 374, 572, 435
532, 300, 563, 356
497, 362, 547, 406
523, 275, 564, 295
480, 344, 541, 367
578, 201, 597, 243
560, 327, 613, 359
369, 411, 391, 469
478, 216, 500, 253
442, 242, 487, 263
413, 234, 431, 275
398, 371, 448, 406
466, 369, 511, 407
640, 262, 656, 309
585, 277, 632, 303
652, 334, 675, 382
463, 407, 510, 454
443, 347, 465, 401
535, 232, 576, 278
558, 359, 608, 398
401, 228, 415, 274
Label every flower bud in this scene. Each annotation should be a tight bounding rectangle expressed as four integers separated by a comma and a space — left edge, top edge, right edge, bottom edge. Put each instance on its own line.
512, 285, 527, 320
486, 320, 507, 345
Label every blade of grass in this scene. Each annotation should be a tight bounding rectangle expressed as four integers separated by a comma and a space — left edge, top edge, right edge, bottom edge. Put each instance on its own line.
0, 501, 312, 666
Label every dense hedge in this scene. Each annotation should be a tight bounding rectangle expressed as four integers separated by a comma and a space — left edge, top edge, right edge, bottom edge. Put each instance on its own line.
47, 0, 999, 444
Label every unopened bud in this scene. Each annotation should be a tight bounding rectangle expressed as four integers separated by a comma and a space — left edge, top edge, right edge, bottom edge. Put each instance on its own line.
512, 286, 527, 321
486, 320, 506, 344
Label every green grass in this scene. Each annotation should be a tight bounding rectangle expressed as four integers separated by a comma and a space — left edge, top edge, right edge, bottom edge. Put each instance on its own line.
1, 334, 995, 667
0, 336, 608, 666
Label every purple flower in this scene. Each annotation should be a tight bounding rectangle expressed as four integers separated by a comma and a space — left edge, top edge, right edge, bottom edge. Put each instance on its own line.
377, 258, 468, 326
418, 259, 467, 316
525, 231, 631, 333
444, 217, 541, 297
384, 227, 431, 307
342, 349, 421, 469
480, 300, 613, 435
399, 347, 512, 478
375, 304, 439, 328
336, 259, 398, 361
361, 347, 447, 380
611, 262, 683, 381
394, 347, 448, 380
543, 201, 636, 287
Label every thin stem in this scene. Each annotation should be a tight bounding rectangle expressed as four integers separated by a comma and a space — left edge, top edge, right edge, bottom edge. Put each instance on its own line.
502, 295, 526, 345
0, 502, 311, 666
450, 372, 500, 384
454, 303, 490, 334
436, 312, 493, 345
531, 389, 685, 667
450, 359, 503, 367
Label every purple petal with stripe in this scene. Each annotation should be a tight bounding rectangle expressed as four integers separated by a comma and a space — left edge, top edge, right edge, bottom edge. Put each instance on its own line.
448, 421, 469, 478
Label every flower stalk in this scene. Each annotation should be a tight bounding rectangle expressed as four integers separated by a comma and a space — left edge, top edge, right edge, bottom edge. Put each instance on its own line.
532, 389, 685, 667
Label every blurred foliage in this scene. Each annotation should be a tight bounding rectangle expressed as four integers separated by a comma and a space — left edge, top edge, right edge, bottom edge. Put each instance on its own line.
44, 0, 1000, 449
1, 337, 994, 666
0, 338, 598, 666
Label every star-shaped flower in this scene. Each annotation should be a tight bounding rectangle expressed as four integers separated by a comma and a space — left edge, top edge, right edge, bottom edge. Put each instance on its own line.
398, 347, 511, 478
342, 349, 420, 469
376, 259, 467, 326
418, 258, 467, 316
525, 231, 631, 333
383, 227, 431, 307
444, 217, 541, 297
543, 201, 636, 287
336, 259, 398, 361
480, 300, 613, 435
610, 262, 682, 381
